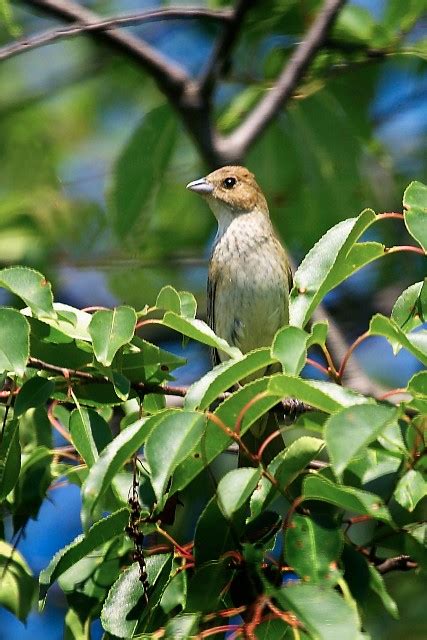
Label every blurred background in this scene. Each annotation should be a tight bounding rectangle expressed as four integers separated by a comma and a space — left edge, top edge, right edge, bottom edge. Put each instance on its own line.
0, 0, 426, 637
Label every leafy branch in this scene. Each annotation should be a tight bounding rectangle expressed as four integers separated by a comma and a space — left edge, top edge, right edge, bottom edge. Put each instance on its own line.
17, 0, 346, 165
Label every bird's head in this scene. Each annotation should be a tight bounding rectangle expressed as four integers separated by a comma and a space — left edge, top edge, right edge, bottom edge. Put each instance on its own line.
186, 166, 269, 226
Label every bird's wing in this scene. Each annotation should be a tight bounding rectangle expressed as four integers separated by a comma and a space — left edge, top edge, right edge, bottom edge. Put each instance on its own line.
287, 261, 293, 293
207, 271, 221, 367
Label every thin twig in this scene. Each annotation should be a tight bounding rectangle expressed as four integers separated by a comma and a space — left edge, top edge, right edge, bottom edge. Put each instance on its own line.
24, 0, 189, 93
0, 7, 232, 63
376, 555, 418, 575
386, 245, 425, 256
28, 356, 190, 398
338, 330, 370, 380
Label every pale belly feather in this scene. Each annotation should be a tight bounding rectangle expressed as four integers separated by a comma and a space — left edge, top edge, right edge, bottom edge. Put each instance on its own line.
211, 219, 290, 359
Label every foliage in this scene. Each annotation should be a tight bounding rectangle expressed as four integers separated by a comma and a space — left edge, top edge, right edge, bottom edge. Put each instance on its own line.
0, 0, 425, 309
0, 182, 425, 639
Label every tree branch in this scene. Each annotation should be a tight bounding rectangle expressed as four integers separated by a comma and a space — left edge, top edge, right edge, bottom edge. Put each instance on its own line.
27, 356, 189, 397
23, 0, 189, 96
22, 357, 314, 417
21, 0, 226, 165
199, 0, 256, 97
0, 6, 232, 63
376, 555, 418, 575
218, 0, 346, 161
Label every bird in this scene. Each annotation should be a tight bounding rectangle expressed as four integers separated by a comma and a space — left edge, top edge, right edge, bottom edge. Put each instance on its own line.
187, 166, 292, 464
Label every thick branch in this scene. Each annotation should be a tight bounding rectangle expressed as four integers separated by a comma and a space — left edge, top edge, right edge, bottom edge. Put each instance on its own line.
21, 0, 225, 165
24, 0, 189, 96
0, 6, 232, 63
219, 0, 346, 161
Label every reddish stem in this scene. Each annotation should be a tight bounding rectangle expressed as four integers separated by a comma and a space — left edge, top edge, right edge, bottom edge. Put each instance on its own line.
306, 357, 329, 377
206, 412, 255, 462
386, 245, 425, 256
0, 388, 20, 398
80, 305, 109, 312
135, 318, 164, 330
256, 429, 283, 462
234, 391, 270, 437
377, 387, 407, 400
47, 401, 72, 443
155, 525, 194, 560
338, 330, 370, 380
198, 625, 241, 638
376, 212, 404, 220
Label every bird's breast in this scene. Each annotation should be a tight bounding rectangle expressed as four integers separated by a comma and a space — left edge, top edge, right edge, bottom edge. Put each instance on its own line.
209, 218, 290, 355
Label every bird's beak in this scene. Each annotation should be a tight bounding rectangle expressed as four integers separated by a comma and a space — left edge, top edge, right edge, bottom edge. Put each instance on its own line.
186, 177, 214, 195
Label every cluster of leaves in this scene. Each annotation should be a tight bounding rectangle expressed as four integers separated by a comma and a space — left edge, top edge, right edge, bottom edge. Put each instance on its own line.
0, 0, 426, 304
0, 181, 426, 638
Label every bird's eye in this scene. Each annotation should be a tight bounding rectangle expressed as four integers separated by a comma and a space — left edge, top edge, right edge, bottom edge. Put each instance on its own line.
223, 177, 237, 189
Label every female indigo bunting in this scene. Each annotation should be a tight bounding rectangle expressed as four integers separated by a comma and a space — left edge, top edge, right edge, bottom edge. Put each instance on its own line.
187, 166, 292, 462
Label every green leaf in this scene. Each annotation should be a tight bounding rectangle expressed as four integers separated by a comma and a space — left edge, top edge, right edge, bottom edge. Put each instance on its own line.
13, 446, 52, 531
101, 563, 145, 638
285, 514, 343, 583
14, 376, 54, 417
0, 267, 55, 318
251, 437, 324, 518
403, 181, 427, 252
391, 280, 426, 335
109, 105, 178, 240
69, 407, 112, 468
164, 613, 199, 638
177, 290, 197, 320
0, 420, 20, 500
145, 411, 206, 501
384, 0, 427, 32
101, 555, 172, 637
39, 508, 129, 604
343, 545, 399, 619
268, 375, 370, 413
325, 404, 399, 478
0, 0, 22, 37
22, 303, 92, 341
333, 4, 376, 44
0, 541, 36, 622
172, 378, 277, 494
160, 569, 187, 614
369, 314, 427, 364
161, 312, 241, 359
173, 375, 367, 495
194, 496, 246, 566
184, 348, 274, 411
271, 326, 310, 375
185, 560, 231, 614
64, 608, 91, 640
274, 582, 361, 640
122, 338, 186, 382
89, 306, 136, 366
81, 414, 165, 527
217, 467, 261, 519
156, 285, 181, 314
0, 308, 29, 376
394, 469, 427, 512
303, 475, 393, 524
407, 370, 427, 398
289, 209, 378, 327
55, 382, 132, 408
